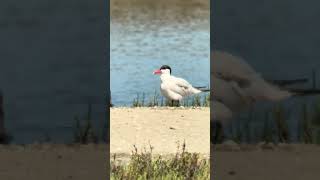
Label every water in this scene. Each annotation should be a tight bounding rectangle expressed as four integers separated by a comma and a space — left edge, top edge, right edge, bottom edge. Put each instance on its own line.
0, 0, 107, 143
213, 0, 320, 80
110, 0, 210, 106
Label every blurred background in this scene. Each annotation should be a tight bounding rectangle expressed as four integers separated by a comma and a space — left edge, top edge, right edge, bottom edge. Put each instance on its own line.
0, 0, 107, 144
212, 0, 320, 144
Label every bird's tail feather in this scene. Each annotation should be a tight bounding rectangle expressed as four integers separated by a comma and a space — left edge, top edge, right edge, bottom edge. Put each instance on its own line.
200, 89, 210, 92
287, 88, 320, 96
194, 86, 207, 89
195, 87, 210, 92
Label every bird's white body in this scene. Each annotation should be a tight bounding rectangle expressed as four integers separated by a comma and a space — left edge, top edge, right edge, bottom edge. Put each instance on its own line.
159, 71, 202, 101
211, 51, 292, 121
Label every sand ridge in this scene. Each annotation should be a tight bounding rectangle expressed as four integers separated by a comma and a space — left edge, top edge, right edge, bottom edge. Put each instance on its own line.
110, 107, 210, 155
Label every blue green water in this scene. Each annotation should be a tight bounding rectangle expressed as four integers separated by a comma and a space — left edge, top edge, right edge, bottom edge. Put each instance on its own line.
110, 1, 210, 106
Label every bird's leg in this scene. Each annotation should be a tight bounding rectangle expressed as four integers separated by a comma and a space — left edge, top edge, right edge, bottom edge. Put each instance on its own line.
211, 120, 224, 144
176, 100, 180, 107
170, 100, 176, 107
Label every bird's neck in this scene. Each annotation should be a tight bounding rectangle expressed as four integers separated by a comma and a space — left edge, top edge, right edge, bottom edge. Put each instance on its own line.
160, 73, 171, 82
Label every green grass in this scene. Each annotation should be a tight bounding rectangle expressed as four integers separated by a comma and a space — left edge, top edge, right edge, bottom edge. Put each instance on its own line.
219, 98, 320, 144
111, 142, 210, 180
132, 91, 210, 107
272, 104, 289, 143
299, 103, 313, 143
73, 103, 100, 144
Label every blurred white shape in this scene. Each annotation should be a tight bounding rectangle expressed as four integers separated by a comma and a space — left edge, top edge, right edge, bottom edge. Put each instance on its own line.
211, 50, 292, 122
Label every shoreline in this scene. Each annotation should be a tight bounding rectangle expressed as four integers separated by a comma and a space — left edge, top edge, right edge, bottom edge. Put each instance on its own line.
111, 107, 210, 155
0, 142, 319, 179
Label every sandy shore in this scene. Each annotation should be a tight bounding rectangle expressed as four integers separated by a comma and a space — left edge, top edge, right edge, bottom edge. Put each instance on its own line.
212, 144, 320, 180
0, 143, 319, 180
110, 107, 210, 155
0, 144, 108, 180
0, 142, 318, 179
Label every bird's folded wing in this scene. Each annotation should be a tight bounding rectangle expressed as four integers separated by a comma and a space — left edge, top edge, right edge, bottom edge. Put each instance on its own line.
172, 76, 192, 88
170, 84, 188, 96
162, 77, 189, 96
215, 72, 251, 89
229, 81, 254, 105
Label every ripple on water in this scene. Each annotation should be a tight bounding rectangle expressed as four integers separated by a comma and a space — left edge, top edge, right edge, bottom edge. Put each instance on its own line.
111, 0, 210, 106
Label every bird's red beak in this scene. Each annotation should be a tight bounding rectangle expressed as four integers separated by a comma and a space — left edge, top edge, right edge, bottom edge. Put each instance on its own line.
153, 69, 162, 75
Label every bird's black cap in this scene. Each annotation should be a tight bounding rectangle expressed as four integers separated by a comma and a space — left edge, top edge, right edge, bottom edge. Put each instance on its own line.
160, 65, 171, 74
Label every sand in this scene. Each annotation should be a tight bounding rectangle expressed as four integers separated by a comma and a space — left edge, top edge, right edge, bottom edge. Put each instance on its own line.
111, 107, 320, 179
0, 107, 210, 179
110, 107, 210, 155
212, 144, 320, 180
0, 144, 108, 180
1, 107, 319, 180
0, 143, 319, 179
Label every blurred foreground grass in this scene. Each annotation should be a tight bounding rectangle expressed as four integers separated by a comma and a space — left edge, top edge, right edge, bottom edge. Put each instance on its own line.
111, 142, 210, 180
213, 97, 320, 144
